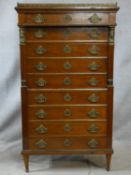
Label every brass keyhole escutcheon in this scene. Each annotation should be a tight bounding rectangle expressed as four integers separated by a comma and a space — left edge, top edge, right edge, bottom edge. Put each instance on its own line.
64, 123, 72, 132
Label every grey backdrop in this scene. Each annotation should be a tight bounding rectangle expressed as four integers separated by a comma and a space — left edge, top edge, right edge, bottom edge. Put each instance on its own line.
0, 0, 131, 174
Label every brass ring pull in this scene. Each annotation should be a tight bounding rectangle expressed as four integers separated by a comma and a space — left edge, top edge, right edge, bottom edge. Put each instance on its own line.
36, 78, 47, 87
88, 45, 100, 55
35, 139, 48, 149
64, 15, 72, 22
88, 77, 99, 86
64, 123, 72, 132
35, 94, 48, 104
34, 30, 47, 38
64, 61, 72, 70
88, 139, 98, 148
64, 108, 72, 117
88, 29, 100, 39
88, 13, 102, 24
63, 45, 72, 53
33, 14, 44, 23
87, 108, 100, 118
64, 139, 72, 147
35, 110, 48, 119
36, 124, 48, 134
87, 124, 99, 133
36, 45, 47, 55
64, 93, 72, 102
35, 62, 47, 71
88, 93, 100, 103
64, 77, 72, 85
88, 62, 100, 71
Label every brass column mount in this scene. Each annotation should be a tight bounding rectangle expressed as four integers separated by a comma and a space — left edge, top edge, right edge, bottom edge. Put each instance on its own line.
20, 28, 26, 45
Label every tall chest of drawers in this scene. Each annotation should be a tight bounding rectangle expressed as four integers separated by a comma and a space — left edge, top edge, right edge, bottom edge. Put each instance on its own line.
15, 3, 119, 172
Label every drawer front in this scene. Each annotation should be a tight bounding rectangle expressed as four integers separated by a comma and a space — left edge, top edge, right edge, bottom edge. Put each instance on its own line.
28, 121, 107, 136
28, 106, 107, 121
27, 27, 108, 41
25, 13, 109, 26
27, 43, 107, 57
27, 74, 107, 88
28, 136, 107, 150
27, 58, 107, 73
28, 90, 107, 105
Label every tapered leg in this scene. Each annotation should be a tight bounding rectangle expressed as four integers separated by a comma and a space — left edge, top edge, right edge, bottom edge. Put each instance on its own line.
106, 154, 112, 171
22, 153, 29, 173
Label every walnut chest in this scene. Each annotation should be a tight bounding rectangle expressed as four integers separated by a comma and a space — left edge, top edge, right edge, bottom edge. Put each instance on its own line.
15, 3, 119, 172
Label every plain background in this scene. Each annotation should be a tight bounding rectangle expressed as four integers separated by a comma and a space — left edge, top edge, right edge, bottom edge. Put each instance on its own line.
0, 0, 131, 174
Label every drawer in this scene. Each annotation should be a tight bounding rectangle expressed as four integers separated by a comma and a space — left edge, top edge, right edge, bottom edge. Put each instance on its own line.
27, 43, 108, 57
27, 58, 107, 73
25, 13, 109, 26
27, 90, 107, 105
27, 27, 108, 41
28, 106, 107, 121
28, 121, 107, 136
28, 136, 107, 150
26, 74, 107, 88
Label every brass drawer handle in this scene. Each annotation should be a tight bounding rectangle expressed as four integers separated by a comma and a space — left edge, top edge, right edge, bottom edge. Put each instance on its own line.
63, 30, 71, 36
36, 139, 48, 149
88, 13, 102, 24
88, 45, 100, 55
36, 45, 47, 55
88, 139, 98, 148
87, 108, 100, 118
36, 124, 48, 134
35, 62, 47, 71
64, 123, 72, 132
64, 14, 72, 22
64, 108, 72, 117
88, 93, 100, 103
63, 45, 72, 53
64, 61, 72, 70
34, 30, 47, 38
88, 62, 100, 71
36, 78, 47, 87
87, 124, 99, 134
64, 77, 72, 85
88, 29, 100, 39
35, 110, 48, 119
88, 77, 99, 86
64, 139, 72, 147
64, 93, 72, 102
35, 94, 48, 104
33, 14, 44, 23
